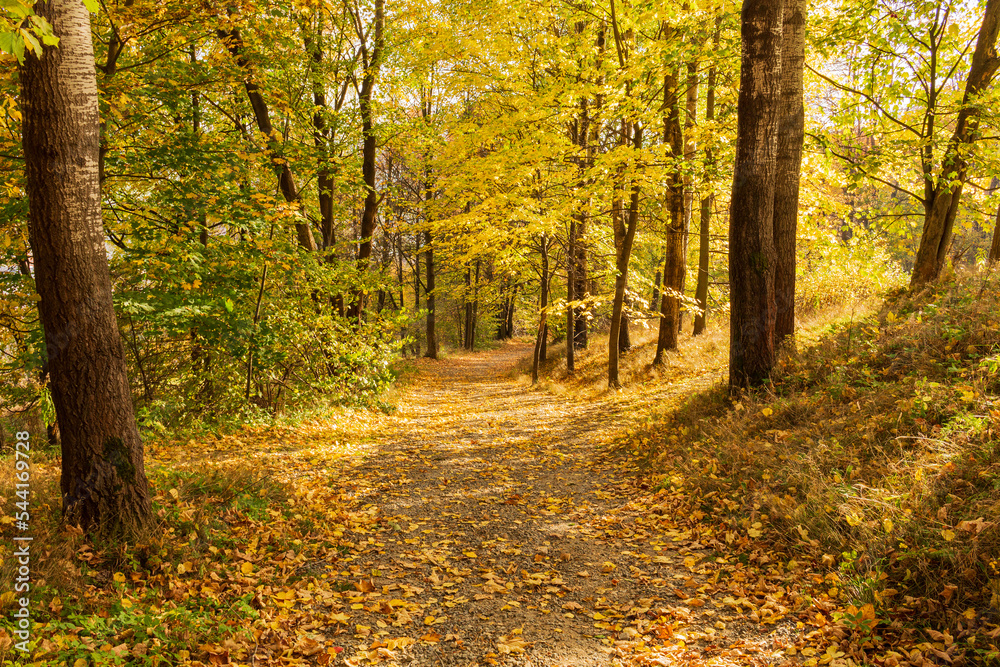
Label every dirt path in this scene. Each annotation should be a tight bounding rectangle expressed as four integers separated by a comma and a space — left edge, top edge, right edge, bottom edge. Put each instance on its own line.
322, 343, 786, 667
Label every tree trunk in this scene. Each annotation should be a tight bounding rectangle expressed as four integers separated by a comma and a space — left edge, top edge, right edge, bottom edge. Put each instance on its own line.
532, 308, 548, 385
506, 286, 516, 337
678, 59, 698, 331
729, 0, 784, 391
539, 240, 549, 362
464, 267, 475, 350
425, 230, 437, 359
651, 266, 662, 310
20, 0, 151, 537
567, 219, 576, 374
773, 0, 806, 345
218, 21, 316, 252
301, 15, 339, 251
990, 201, 1000, 263
655, 61, 685, 364
618, 305, 631, 354
608, 123, 643, 389
910, 0, 1000, 285
693, 14, 721, 337
471, 261, 480, 350
573, 98, 590, 351
355, 0, 385, 267
532, 238, 550, 382
573, 231, 589, 350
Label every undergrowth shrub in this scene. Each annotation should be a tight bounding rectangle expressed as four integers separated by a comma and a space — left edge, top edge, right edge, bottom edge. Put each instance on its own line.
797, 238, 907, 316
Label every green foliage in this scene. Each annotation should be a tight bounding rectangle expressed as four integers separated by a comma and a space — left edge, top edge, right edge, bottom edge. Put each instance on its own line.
796, 234, 908, 315
0, 0, 58, 63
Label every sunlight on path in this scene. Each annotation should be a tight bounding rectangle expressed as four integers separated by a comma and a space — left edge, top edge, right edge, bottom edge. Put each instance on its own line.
316, 342, 789, 667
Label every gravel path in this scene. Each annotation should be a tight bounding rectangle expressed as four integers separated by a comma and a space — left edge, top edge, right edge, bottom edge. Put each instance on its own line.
322, 342, 781, 667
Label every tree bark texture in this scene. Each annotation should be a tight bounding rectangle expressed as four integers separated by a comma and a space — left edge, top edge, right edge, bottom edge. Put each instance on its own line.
678, 59, 698, 330
773, 0, 805, 344
539, 240, 549, 362
728, 0, 784, 391
20, 0, 151, 537
910, 0, 1000, 285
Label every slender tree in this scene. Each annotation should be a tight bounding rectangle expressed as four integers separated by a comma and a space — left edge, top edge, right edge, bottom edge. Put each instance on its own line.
728, 0, 784, 391
910, 0, 1000, 285
655, 53, 685, 364
608, 121, 643, 388
20, 0, 152, 536
693, 12, 722, 337
218, 16, 318, 252
990, 202, 1000, 263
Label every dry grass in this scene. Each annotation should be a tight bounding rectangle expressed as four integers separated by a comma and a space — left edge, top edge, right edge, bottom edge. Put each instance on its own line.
517, 316, 730, 401
0, 447, 86, 611
513, 272, 1000, 624
626, 269, 1000, 622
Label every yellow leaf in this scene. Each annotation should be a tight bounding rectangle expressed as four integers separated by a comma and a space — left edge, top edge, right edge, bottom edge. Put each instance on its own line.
761, 407, 773, 417
424, 616, 435, 625
113, 572, 126, 583
941, 529, 956, 542
883, 518, 893, 534
240, 562, 254, 575
74, 660, 88, 667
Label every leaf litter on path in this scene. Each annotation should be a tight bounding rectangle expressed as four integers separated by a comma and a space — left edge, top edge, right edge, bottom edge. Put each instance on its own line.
9, 342, 920, 667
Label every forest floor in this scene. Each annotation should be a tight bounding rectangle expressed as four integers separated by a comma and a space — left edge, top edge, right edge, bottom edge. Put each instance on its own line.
318, 341, 770, 667
7, 278, 1000, 667
203, 340, 812, 667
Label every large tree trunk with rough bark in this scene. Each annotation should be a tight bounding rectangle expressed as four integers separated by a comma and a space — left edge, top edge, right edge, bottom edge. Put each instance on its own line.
20, 0, 151, 537
910, 0, 1000, 285
773, 0, 806, 344
728, 0, 784, 391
